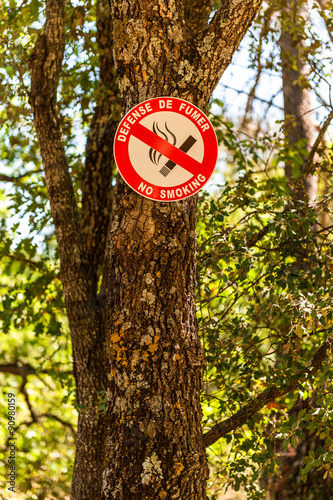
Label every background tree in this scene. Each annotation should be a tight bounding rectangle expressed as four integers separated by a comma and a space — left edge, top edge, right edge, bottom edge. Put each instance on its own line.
279, 0, 318, 202
265, 1, 330, 497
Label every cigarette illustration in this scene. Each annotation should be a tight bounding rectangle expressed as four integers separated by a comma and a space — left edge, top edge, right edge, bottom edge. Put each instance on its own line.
159, 135, 197, 177
149, 122, 197, 177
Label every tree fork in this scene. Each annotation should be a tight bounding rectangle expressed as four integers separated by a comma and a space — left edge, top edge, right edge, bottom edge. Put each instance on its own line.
29, 0, 263, 497
101, 0, 263, 498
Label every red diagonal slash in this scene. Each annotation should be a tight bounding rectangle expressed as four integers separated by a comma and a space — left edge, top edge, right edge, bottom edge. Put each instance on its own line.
131, 122, 202, 176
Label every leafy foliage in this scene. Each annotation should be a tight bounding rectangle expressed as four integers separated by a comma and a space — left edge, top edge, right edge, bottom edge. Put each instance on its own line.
199, 107, 333, 498
0, 1, 99, 496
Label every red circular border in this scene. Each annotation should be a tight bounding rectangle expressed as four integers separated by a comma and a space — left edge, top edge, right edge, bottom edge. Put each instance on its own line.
114, 97, 218, 202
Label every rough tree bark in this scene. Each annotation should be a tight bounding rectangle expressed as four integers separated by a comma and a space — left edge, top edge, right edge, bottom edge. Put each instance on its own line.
28, 0, 264, 499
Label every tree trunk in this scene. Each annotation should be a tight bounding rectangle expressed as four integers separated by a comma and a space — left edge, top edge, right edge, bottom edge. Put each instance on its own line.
100, 185, 208, 499
100, 0, 263, 497
71, 2, 122, 497
99, 4, 211, 494
279, 0, 318, 203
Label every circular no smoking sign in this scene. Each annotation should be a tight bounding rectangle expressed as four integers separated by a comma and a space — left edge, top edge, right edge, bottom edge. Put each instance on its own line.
114, 97, 218, 202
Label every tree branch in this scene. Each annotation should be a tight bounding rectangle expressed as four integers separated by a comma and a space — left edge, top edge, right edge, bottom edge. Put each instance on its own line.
29, 0, 94, 311
0, 362, 72, 378
20, 375, 38, 423
20, 412, 75, 434
0, 170, 43, 183
40, 413, 76, 434
293, 107, 333, 200
220, 83, 283, 110
1, 362, 75, 433
0, 363, 40, 377
305, 108, 333, 172
203, 337, 332, 447
240, 11, 272, 128
5, 253, 48, 272
194, 0, 263, 101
